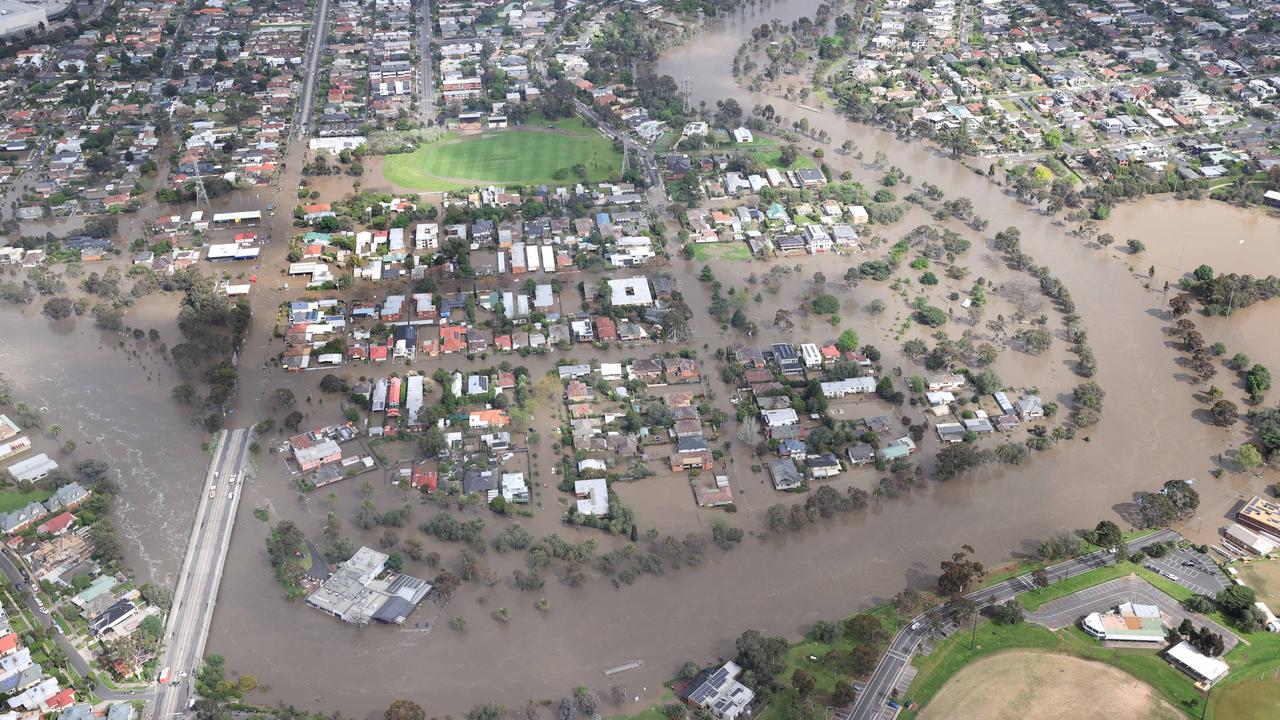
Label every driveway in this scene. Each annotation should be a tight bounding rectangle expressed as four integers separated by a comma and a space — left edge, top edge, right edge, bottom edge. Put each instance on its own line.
1026, 575, 1240, 652
1143, 548, 1229, 597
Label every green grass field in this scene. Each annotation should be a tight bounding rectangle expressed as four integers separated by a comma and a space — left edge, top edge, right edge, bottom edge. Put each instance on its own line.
0, 488, 53, 514
382, 117, 622, 191
900, 620, 1205, 718
688, 242, 752, 262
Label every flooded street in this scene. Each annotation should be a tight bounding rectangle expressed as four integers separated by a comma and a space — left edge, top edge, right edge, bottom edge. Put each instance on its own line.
2, 1, 1277, 716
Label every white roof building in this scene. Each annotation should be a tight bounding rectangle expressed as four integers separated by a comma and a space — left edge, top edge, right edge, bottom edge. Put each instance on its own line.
574, 478, 609, 516
1166, 641, 1229, 685
608, 277, 654, 307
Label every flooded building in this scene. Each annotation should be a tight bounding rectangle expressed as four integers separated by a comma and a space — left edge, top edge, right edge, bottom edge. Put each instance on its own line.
306, 547, 431, 625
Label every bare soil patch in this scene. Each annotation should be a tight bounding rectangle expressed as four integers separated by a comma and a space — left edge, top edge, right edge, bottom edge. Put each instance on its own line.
915, 651, 1183, 720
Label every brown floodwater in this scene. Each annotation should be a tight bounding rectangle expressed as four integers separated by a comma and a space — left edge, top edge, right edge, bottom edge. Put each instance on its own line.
3, 2, 1277, 715
204, 32, 1280, 720
0, 296, 207, 585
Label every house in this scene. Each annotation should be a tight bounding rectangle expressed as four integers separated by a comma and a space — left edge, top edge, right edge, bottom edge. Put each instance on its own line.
608, 276, 654, 307
769, 459, 803, 490
44, 482, 89, 512
35, 512, 74, 537
462, 469, 497, 497
927, 374, 966, 391
846, 444, 876, 466
694, 474, 735, 508
771, 343, 803, 375
678, 661, 755, 720
1017, 395, 1044, 420
500, 473, 529, 504
805, 453, 842, 479
877, 436, 917, 461
821, 377, 876, 398
762, 408, 799, 431
468, 409, 509, 428
664, 358, 700, 383
935, 422, 967, 443
574, 478, 609, 516
1, 503, 48, 534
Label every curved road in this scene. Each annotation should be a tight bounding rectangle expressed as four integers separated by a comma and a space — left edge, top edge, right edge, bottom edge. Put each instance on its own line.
844, 528, 1181, 720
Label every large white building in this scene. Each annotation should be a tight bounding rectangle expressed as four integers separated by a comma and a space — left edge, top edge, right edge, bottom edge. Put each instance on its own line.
0, 1, 48, 38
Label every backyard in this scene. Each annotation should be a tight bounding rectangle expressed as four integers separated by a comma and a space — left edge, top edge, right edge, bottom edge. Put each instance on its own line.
381, 117, 622, 191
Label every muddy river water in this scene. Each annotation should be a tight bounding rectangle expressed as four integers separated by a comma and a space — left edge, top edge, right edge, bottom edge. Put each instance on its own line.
4, 1, 1280, 716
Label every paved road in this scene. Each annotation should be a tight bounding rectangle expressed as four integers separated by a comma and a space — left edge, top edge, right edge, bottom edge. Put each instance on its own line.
417, 0, 434, 125
150, 428, 252, 720
0, 538, 148, 702
1143, 548, 1229, 597
1026, 575, 1239, 652
844, 528, 1181, 720
295, 0, 333, 140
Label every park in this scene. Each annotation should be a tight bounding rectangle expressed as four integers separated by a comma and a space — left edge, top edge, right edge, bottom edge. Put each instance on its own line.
380, 117, 623, 191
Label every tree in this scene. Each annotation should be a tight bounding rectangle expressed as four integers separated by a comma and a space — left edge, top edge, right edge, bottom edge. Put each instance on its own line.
1032, 568, 1050, 588
386, 700, 425, 720
419, 426, 447, 457
139, 582, 174, 611
779, 144, 800, 167
915, 305, 947, 327
935, 443, 989, 481
844, 614, 887, 645
271, 388, 296, 409
1236, 443, 1263, 472
836, 329, 859, 353
1073, 382, 1106, 411
991, 600, 1024, 625
1127, 238, 1146, 254
1211, 399, 1238, 427
1093, 520, 1122, 549
734, 629, 789, 678
42, 297, 72, 320
1247, 364, 1271, 401
831, 680, 857, 707
791, 669, 815, 697
937, 547, 984, 596
1215, 584, 1257, 620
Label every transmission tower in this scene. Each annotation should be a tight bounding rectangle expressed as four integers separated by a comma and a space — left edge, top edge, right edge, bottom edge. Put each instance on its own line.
192, 163, 209, 207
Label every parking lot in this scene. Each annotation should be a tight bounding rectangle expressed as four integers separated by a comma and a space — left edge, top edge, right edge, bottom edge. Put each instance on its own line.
1143, 547, 1230, 597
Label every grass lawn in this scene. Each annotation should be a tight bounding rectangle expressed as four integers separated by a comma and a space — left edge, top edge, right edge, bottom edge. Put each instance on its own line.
687, 242, 752, 262
740, 142, 816, 170
0, 488, 53, 514
1210, 675, 1280, 720
382, 116, 622, 191
1017, 562, 1134, 610
901, 620, 1204, 718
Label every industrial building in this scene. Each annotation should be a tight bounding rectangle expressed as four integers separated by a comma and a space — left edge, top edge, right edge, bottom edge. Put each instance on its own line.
1237, 495, 1280, 539
306, 547, 431, 625
0, 1, 47, 38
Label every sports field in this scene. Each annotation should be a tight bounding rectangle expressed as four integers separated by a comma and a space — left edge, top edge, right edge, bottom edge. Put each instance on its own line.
381, 117, 622, 191
915, 651, 1183, 720
1210, 676, 1280, 720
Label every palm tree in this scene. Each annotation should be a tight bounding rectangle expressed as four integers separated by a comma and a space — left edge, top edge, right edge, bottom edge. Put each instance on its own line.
48, 424, 60, 439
